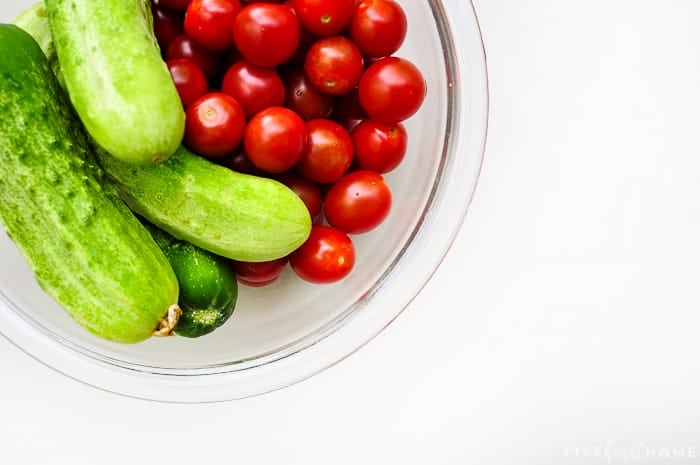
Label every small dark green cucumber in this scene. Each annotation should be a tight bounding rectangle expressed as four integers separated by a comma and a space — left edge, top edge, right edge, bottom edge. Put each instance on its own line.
145, 222, 238, 338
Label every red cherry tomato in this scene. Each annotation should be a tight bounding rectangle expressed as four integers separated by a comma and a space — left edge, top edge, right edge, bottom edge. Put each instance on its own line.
225, 150, 266, 175
275, 171, 323, 223
324, 170, 392, 234
349, 0, 407, 58
296, 119, 353, 184
282, 66, 334, 120
166, 58, 209, 106
221, 60, 286, 118
152, 2, 185, 51
358, 56, 426, 123
243, 106, 306, 173
293, 0, 356, 37
289, 225, 355, 284
232, 3, 301, 67
166, 34, 223, 79
159, 0, 191, 10
184, 0, 243, 51
232, 257, 288, 287
350, 119, 407, 173
304, 36, 364, 96
184, 92, 247, 158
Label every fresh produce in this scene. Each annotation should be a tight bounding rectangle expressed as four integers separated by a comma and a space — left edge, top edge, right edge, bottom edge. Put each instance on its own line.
13, 0, 426, 301
44, 0, 185, 164
144, 222, 238, 338
94, 144, 312, 263
0, 24, 180, 344
289, 226, 356, 285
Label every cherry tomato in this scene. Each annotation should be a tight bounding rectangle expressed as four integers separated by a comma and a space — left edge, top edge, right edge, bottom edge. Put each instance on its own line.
304, 36, 364, 96
275, 171, 323, 223
349, 0, 407, 58
358, 56, 426, 123
332, 87, 368, 122
184, 0, 243, 51
221, 60, 286, 118
289, 225, 355, 284
232, 257, 288, 287
324, 170, 392, 234
243, 106, 306, 173
296, 119, 353, 184
152, 2, 185, 51
232, 3, 301, 67
159, 0, 191, 10
184, 92, 247, 158
293, 0, 356, 37
282, 66, 334, 120
166, 58, 209, 106
166, 34, 223, 79
350, 119, 407, 173
224, 150, 266, 175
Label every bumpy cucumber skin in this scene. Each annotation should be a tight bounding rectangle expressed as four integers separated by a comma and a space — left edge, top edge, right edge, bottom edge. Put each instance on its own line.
96, 145, 313, 262
145, 223, 238, 338
44, 0, 185, 164
0, 25, 179, 344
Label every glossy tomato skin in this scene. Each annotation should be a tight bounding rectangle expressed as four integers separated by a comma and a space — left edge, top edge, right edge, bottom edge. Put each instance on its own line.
282, 66, 334, 120
275, 170, 323, 222
304, 36, 364, 96
358, 56, 426, 123
232, 257, 288, 287
184, 92, 247, 158
159, 0, 191, 10
289, 225, 355, 284
233, 3, 301, 67
243, 106, 306, 173
152, 1, 185, 51
350, 119, 407, 173
296, 119, 353, 184
324, 170, 392, 234
184, 0, 242, 51
166, 33, 223, 79
293, 0, 356, 36
166, 58, 209, 106
349, 0, 407, 58
221, 60, 286, 118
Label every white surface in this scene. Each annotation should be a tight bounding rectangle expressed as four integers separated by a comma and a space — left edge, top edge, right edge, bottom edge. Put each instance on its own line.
3, 1, 700, 463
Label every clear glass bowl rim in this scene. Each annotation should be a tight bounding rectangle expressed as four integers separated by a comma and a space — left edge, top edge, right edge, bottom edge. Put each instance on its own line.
0, 0, 489, 403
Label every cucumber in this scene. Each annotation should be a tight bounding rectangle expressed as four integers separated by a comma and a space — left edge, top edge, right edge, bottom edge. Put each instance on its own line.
144, 222, 238, 338
44, 0, 185, 164
12, 5, 312, 262
12, 3, 64, 86
0, 24, 180, 344
95, 145, 313, 262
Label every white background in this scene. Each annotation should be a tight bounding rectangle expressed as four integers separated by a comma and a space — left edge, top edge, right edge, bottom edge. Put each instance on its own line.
3, 1, 700, 464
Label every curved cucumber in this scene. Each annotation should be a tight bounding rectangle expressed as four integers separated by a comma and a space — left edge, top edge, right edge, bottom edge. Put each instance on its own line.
44, 0, 185, 164
145, 222, 238, 338
96, 145, 312, 262
0, 25, 179, 344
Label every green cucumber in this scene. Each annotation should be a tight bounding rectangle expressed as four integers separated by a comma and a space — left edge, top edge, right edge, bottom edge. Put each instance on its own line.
144, 222, 238, 338
95, 145, 312, 262
0, 24, 180, 344
44, 0, 185, 164
12, 3, 64, 87
12, 6, 312, 263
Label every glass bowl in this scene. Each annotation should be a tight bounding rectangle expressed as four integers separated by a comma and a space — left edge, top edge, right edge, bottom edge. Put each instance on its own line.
0, 0, 488, 402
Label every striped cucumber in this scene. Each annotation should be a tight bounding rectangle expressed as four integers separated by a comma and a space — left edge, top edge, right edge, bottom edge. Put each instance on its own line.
96, 145, 313, 262
0, 24, 179, 344
44, 0, 185, 164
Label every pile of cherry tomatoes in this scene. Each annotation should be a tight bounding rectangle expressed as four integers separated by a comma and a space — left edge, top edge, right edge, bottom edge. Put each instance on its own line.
153, 0, 426, 286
